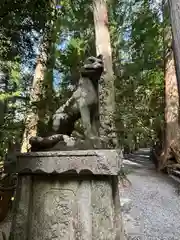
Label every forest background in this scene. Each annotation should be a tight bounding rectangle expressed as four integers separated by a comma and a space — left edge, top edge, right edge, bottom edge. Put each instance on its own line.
0, 0, 178, 171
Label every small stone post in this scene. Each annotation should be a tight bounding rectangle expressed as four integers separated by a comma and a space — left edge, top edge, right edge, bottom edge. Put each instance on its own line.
5, 150, 125, 240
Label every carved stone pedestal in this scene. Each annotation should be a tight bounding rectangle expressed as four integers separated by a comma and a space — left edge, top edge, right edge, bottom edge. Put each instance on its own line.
5, 150, 125, 240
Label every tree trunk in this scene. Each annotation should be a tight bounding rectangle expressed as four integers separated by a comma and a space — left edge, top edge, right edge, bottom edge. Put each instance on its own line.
160, 50, 179, 169
158, 1, 179, 170
20, 37, 50, 153
21, 4, 62, 153
92, 0, 117, 148
21, 0, 62, 153
165, 54, 179, 149
168, 0, 180, 98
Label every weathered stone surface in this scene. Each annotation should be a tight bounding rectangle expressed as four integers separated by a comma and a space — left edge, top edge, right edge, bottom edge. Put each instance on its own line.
46, 137, 102, 151
9, 176, 32, 240
7, 150, 125, 240
30, 55, 104, 152
9, 175, 125, 240
5, 149, 121, 175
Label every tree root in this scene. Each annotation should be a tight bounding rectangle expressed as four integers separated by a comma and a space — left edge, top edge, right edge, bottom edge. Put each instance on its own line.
151, 138, 180, 172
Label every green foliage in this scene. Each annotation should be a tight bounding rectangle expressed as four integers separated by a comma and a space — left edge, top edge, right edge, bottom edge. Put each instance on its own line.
0, 0, 52, 61
0, 0, 168, 160
112, 0, 164, 150
0, 59, 26, 160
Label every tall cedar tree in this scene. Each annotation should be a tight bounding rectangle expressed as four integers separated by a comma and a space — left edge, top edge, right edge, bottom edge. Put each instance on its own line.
21, 2, 57, 153
168, 0, 180, 97
157, 1, 179, 170
93, 0, 117, 148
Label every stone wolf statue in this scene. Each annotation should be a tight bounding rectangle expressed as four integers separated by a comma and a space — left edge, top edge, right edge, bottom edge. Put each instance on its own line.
30, 55, 104, 151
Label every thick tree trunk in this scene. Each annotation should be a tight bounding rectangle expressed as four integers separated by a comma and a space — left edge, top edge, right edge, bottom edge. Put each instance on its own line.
168, 0, 180, 98
159, 51, 179, 169
21, 38, 50, 153
165, 54, 179, 149
21, 1, 60, 153
93, 0, 117, 148
158, 1, 179, 170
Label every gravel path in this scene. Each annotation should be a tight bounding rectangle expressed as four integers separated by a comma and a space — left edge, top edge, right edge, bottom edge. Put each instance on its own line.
120, 149, 180, 240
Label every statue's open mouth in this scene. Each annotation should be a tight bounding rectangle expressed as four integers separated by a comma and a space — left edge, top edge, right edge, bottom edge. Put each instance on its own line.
82, 55, 103, 72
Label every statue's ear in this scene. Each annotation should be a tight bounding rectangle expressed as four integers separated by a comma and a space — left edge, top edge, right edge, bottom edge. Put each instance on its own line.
97, 54, 103, 59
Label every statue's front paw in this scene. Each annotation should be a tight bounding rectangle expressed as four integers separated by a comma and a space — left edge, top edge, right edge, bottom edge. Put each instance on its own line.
30, 136, 37, 140
29, 136, 44, 145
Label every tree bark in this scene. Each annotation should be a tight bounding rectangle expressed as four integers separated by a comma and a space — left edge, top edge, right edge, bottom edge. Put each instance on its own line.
160, 51, 179, 169
165, 54, 179, 148
158, 1, 179, 170
93, 0, 117, 148
168, 0, 180, 99
21, 0, 61, 153
21, 37, 50, 153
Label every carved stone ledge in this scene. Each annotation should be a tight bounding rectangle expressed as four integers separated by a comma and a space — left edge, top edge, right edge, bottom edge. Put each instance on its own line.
5, 149, 121, 175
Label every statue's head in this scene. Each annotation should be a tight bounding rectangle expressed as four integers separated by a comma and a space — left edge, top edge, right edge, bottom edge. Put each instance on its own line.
80, 55, 104, 80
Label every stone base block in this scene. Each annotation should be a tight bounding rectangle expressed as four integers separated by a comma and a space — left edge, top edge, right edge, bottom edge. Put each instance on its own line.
6, 150, 125, 240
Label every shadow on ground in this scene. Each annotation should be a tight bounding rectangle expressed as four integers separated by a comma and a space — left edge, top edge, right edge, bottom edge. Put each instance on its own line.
123, 148, 180, 191
124, 148, 153, 168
